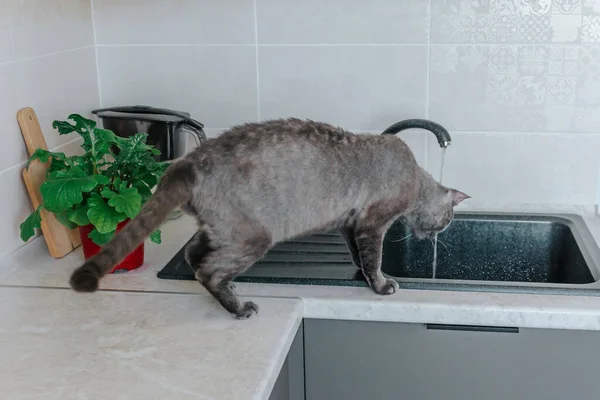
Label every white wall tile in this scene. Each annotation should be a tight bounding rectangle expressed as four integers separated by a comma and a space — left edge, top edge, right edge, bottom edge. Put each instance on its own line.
0, 2, 13, 63
0, 64, 27, 171
93, 0, 255, 45
98, 46, 258, 129
0, 164, 35, 259
259, 46, 427, 131
360, 129, 427, 169
426, 133, 600, 206
394, 130, 427, 169
7, 0, 93, 59
15, 47, 100, 149
256, 0, 428, 44
0, 136, 85, 259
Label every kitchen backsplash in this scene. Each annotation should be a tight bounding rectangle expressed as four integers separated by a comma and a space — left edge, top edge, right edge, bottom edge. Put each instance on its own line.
0, 0, 99, 259
1, 0, 600, 258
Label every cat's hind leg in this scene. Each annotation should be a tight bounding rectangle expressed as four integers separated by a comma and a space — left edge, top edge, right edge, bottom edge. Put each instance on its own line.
185, 223, 272, 319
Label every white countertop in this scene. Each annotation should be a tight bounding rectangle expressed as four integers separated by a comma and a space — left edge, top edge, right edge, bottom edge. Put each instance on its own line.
0, 287, 302, 400
3, 205, 600, 399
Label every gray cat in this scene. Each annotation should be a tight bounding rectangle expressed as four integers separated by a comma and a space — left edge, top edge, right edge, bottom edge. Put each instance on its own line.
70, 118, 469, 319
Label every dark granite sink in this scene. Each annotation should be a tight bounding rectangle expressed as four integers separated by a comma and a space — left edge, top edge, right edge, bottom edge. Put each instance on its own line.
157, 212, 600, 296
381, 214, 595, 284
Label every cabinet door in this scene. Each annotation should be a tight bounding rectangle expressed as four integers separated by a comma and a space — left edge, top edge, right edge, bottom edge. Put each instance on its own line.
304, 319, 600, 400
269, 322, 305, 400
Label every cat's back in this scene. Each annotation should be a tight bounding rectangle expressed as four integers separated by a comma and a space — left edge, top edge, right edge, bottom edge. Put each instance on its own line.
197, 118, 408, 161
187, 118, 416, 184
212, 118, 357, 153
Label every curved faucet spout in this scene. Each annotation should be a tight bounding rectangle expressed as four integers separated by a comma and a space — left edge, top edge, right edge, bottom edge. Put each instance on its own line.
381, 119, 451, 148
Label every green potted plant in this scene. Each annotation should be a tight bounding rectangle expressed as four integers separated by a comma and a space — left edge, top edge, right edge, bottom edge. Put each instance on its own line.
19, 114, 169, 272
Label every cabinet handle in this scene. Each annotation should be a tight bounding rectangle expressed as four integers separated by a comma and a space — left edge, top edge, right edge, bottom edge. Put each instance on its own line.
426, 324, 519, 333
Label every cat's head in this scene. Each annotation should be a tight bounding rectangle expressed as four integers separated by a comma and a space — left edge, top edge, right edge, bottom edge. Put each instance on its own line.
400, 183, 470, 240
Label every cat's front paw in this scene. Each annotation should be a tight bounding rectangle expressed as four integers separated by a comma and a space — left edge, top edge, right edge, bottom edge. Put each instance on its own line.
234, 301, 259, 319
376, 279, 399, 295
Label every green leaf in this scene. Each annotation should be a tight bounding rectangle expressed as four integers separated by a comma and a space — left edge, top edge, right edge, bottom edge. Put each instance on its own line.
93, 128, 118, 156
20, 206, 42, 242
93, 175, 110, 185
67, 207, 90, 226
55, 211, 76, 229
101, 187, 117, 199
150, 230, 161, 244
47, 158, 70, 174
53, 115, 95, 152
133, 181, 153, 203
40, 166, 101, 213
86, 193, 127, 234
107, 187, 142, 219
88, 228, 114, 246
93, 128, 116, 142
67, 114, 96, 133
52, 120, 78, 135
115, 133, 157, 163
140, 172, 158, 188
26, 148, 69, 169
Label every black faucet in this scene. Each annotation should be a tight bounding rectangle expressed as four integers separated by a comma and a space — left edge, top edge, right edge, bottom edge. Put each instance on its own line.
381, 119, 451, 148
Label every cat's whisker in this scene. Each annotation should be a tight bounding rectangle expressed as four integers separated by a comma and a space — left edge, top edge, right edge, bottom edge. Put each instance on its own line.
388, 233, 413, 243
436, 237, 453, 248
437, 238, 452, 254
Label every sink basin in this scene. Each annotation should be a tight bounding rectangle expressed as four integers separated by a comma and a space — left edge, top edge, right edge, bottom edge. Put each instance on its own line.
382, 213, 595, 284
157, 212, 600, 296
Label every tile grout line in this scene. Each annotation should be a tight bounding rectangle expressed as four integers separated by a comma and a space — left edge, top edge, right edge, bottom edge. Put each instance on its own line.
0, 45, 94, 66
93, 43, 429, 48
254, 0, 261, 121
95, 43, 256, 47
424, 0, 432, 172
0, 136, 83, 176
257, 43, 427, 47
425, 0, 431, 121
90, 0, 103, 108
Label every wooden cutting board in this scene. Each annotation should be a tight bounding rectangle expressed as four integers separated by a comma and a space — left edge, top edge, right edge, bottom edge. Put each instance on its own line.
18, 107, 81, 258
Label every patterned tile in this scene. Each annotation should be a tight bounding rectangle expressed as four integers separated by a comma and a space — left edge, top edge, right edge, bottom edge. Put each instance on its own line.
429, 42, 600, 132
489, 15, 522, 42
572, 106, 600, 130
547, 76, 577, 103
581, 15, 600, 41
584, 0, 600, 14
489, 45, 519, 73
575, 75, 600, 104
425, 132, 600, 205
551, 14, 583, 42
549, 45, 579, 74
578, 45, 600, 75
432, 0, 490, 15
432, 0, 593, 43
519, 45, 549, 74
553, 0, 583, 14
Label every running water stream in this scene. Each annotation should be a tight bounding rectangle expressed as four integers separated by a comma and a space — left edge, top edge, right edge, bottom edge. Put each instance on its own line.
432, 148, 447, 279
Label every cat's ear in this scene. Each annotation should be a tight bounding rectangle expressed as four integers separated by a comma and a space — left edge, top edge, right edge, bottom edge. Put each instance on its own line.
450, 189, 470, 206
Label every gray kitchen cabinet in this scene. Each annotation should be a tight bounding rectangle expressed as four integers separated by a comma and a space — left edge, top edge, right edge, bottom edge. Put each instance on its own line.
269, 321, 305, 400
304, 319, 600, 400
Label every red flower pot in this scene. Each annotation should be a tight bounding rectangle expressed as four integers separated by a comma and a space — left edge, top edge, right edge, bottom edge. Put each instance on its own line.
79, 219, 144, 273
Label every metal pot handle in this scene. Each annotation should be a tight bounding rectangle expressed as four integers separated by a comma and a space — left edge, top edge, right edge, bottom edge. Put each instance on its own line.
180, 121, 207, 148
91, 105, 206, 132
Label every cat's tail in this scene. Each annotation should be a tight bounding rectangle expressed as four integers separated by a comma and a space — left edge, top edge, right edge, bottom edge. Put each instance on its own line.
69, 158, 197, 293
